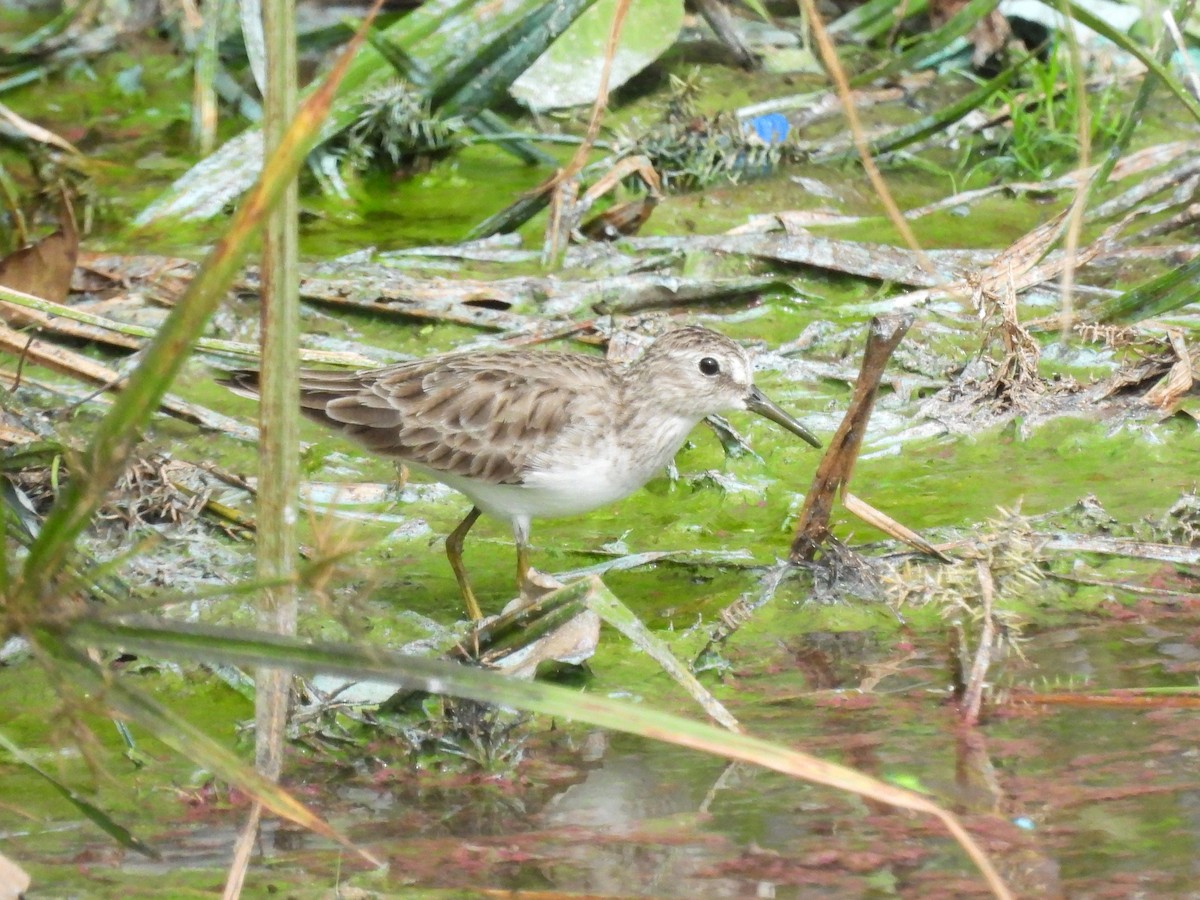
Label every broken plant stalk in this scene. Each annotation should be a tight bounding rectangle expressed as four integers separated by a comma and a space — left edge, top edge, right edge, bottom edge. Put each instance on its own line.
790, 313, 923, 562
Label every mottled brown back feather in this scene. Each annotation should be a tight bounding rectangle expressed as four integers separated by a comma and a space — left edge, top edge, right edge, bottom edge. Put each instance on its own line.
220, 351, 619, 485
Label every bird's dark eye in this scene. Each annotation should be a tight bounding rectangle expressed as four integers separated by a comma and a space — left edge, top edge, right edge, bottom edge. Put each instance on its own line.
699, 357, 720, 376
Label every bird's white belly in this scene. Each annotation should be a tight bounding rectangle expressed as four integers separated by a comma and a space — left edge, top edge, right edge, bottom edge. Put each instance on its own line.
438, 454, 649, 521
427, 415, 694, 523
515, 455, 655, 517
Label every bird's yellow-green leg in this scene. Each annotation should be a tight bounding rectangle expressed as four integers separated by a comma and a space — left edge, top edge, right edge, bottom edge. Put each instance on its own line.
516, 542, 531, 589
446, 506, 483, 621
512, 515, 533, 595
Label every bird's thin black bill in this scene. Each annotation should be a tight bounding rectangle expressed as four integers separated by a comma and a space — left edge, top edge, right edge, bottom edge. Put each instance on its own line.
745, 386, 821, 448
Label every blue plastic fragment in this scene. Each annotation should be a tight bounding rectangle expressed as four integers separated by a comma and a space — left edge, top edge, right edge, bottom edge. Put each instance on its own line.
744, 113, 790, 145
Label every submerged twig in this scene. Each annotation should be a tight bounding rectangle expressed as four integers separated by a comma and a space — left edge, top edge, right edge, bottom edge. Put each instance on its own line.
1035, 534, 1200, 566
960, 561, 996, 726
698, 560, 791, 659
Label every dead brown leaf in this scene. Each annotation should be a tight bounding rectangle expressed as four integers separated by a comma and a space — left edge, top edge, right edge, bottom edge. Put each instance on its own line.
1143, 329, 1197, 410
0, 190, 78, 305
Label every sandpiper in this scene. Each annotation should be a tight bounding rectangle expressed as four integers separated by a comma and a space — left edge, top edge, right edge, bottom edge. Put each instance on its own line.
222, 326, 821, 620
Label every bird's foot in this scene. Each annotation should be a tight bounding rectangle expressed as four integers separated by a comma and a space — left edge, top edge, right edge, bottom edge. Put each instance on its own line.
494, 568, 600, 677
503, 566, 565, 614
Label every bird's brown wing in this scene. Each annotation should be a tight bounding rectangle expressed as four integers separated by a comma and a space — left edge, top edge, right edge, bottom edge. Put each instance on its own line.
222, 353, 615, 485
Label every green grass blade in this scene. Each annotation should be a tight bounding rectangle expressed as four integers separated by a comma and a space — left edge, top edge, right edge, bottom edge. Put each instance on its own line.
465, 189, 553, 239
65, 613, 956, 812
433, 0, 602, 119
823, 55, 1030, 161
1086, 0, 1196, 206
364, 28, 556, 165
32, 635, 380, 866
65, 611, 1012, 897
741, 0, 772, 22
0, 728, 160, 859
1096, 252, 1200, 322
1064, 0, 1200, 125
827, 0, 927, 40
850, 0, 999, 86
324, 0, 480, 101
16, 11, 376, 604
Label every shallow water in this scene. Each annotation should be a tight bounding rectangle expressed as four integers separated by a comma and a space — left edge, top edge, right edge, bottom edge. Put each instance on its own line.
8, 616, 1200, 896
